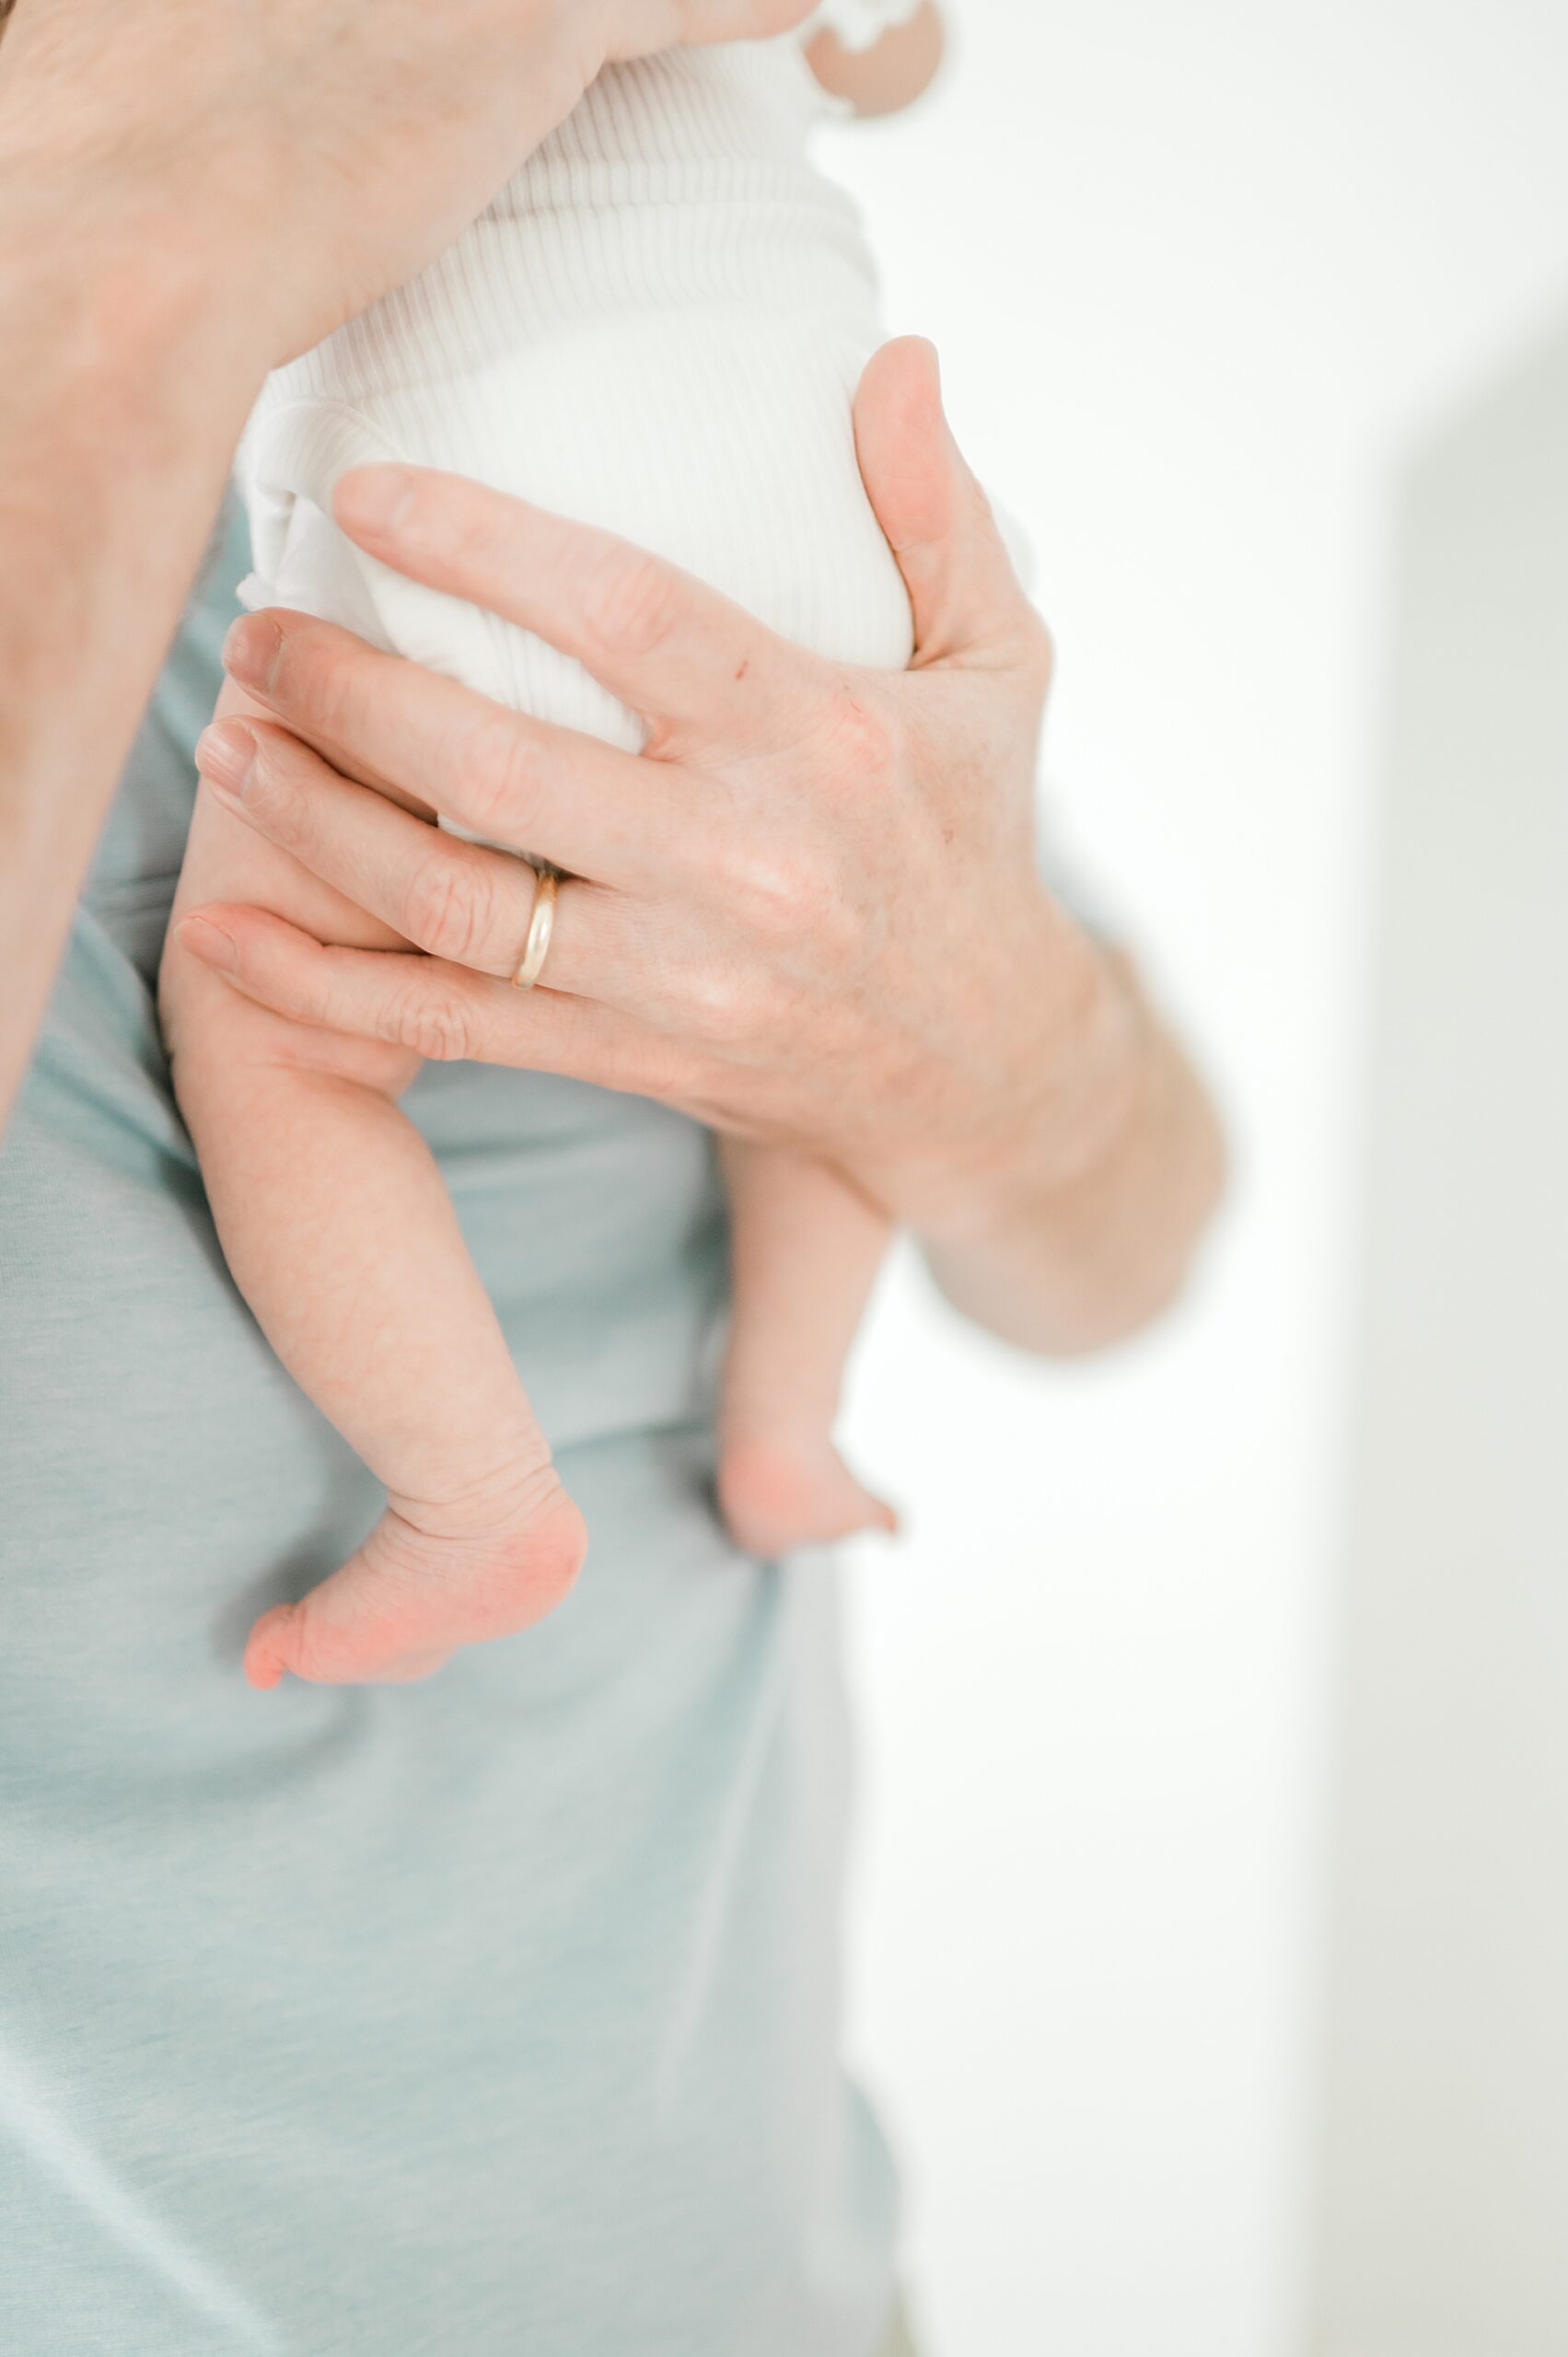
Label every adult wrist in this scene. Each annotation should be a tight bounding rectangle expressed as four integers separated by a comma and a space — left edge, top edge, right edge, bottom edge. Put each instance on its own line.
917, 913, 1226, 1355
913, 900, 1151, 1252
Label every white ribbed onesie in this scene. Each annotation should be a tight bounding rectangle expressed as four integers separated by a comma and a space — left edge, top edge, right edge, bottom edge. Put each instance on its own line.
238, 18, 921, 773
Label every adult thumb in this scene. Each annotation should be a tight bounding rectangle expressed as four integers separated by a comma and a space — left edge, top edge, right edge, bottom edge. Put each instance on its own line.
854, 338, 1041, 669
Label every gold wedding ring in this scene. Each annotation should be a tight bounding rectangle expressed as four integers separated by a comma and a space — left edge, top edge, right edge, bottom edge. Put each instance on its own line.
511, 866, 560, 991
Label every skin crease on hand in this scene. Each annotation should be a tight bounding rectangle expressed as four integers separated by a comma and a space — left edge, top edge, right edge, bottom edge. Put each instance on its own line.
177, 340, 1228, 1354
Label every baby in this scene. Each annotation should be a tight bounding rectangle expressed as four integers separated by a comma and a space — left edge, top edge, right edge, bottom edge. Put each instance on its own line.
160, 2, 947, 1689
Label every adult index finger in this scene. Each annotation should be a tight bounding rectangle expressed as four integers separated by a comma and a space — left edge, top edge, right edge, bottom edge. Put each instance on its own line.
331, 467, 817, 752
221, 609, 692, 887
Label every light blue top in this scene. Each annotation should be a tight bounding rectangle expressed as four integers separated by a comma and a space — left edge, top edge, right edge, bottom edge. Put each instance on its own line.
0, 505, 899, 2355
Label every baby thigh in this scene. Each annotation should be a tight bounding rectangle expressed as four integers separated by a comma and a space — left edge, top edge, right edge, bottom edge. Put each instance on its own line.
377, 318, 916, 738
161, 703, 520, 1500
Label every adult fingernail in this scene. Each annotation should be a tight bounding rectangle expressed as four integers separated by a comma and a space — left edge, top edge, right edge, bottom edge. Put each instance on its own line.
177, 916, 238, 973
335, 466, 415, 540
222, 615, 281, 691
195, 721, 256, 797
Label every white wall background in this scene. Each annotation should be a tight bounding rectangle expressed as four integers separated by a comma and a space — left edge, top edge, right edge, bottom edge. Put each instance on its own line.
819, 6, 1568, 2352
1310, 304, 1568, 2357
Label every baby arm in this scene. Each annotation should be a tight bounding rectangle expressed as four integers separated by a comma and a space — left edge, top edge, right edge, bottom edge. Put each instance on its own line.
161, 682, 586, 1688
805, 1, 945, 117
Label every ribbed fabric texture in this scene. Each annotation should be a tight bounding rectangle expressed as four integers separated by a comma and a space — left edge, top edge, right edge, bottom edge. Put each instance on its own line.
239, 37, 916, 803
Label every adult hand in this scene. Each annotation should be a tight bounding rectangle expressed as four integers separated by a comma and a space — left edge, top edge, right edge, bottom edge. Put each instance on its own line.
184, 341, 1225, 1350
0, 0, 815, 360
0, 0, 813, 1120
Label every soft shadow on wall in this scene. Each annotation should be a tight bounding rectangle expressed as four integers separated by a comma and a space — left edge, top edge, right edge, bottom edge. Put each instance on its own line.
1312, 305, 1568, 2357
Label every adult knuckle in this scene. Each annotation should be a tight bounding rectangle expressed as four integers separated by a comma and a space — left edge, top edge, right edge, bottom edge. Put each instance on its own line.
819, 683, 897, 791
465, 714, 545, 847
392, 978, 474, 1063
294, 967, 342, 1032
583, 548, 680, 658
686, 963, 755, 1049
232, 735, 299, 829
726, 838, 809, 939
404, 852, 492, 967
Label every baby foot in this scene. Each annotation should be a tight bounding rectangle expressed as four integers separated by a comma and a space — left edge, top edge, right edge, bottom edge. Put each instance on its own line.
244, 1461, 587, 1689
717, 1430, 899, 1563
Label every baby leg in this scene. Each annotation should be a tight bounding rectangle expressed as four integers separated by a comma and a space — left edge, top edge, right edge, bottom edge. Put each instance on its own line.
717, 1140, 897, 1560
163, 704, 586, 1689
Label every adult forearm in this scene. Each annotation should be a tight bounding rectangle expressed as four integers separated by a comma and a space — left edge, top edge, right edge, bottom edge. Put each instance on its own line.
0, 175, 270, 1120
921, 942, 1226, 1357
